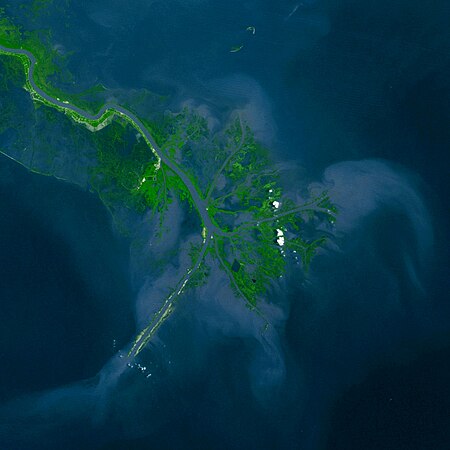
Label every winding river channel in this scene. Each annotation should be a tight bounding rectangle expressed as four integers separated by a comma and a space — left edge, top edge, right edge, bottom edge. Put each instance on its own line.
0, 43, 222, 355
0, 44, 331, 356
0, 44, 219, 237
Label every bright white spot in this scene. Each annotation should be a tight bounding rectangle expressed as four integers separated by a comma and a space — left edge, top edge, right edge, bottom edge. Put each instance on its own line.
272, 200, 280, 209
276, 228, 285, 246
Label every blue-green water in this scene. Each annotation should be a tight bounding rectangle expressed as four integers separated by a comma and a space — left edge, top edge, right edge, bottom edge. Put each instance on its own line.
0, 1, 449, 449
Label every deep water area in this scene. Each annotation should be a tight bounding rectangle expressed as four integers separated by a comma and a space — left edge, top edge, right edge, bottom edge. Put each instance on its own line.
0, 155, 135, 401
0, 0, 449, 449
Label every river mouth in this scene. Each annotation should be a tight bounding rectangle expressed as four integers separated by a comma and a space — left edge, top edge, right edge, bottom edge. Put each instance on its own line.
0, 156, 135, 402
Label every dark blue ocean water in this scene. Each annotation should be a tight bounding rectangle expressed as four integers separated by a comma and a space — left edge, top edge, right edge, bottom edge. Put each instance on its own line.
0, 156, 135, 401
0, 1, 449, 449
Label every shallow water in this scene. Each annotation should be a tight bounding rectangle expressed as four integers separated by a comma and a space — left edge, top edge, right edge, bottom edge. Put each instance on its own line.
0, 1, 449, 449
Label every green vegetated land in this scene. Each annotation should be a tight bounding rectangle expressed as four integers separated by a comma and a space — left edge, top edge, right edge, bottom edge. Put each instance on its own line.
0, 10, 337, 354
0, 7, 105, 113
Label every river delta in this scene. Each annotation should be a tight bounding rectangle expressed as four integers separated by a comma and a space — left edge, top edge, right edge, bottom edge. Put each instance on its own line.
0, 2, 449, 449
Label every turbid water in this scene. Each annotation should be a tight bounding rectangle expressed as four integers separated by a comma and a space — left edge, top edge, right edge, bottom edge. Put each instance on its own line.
0, 1, 449, 449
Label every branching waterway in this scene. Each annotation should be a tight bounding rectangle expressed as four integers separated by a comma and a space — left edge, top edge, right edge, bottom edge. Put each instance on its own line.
0, 43, 336, 358
0, 44, 229, 355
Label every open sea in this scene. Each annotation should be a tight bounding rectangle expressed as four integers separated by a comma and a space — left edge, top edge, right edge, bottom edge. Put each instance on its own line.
0, 0, 449, 449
